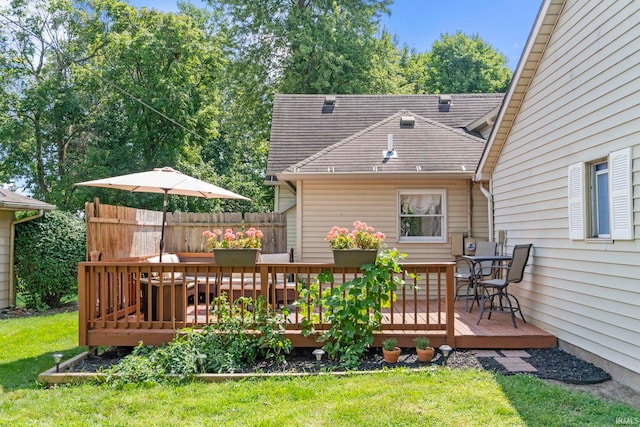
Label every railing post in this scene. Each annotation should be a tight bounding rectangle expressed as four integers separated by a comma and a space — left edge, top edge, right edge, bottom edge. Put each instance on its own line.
78, 264, 88, 346
445, 263, 456, 346
259, 263, 269, 306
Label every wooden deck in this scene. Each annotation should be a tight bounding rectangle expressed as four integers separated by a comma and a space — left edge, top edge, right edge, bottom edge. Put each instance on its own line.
178, 299, 555, 349
78, 259, 555, 350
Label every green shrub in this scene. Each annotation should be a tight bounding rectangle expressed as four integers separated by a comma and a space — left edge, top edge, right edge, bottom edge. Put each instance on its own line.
14, 210, 86, 309
104, 294, 292, 386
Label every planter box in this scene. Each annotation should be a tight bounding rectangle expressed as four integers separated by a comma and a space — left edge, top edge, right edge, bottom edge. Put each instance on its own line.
213, 248, 261, 266
332, 249, 377, 267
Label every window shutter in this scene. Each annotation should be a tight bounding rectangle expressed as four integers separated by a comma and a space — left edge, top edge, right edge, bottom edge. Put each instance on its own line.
568, 163, 585, 240
609, 147, 633, 240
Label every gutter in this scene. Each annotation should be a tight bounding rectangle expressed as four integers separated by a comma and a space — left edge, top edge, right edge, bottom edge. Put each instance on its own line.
9, 210, 45, 307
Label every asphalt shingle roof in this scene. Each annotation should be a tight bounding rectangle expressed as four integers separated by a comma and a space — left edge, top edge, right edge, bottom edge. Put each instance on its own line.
0, 189, 56, 211
286, 110, 486, 174
268, 93, 504, 176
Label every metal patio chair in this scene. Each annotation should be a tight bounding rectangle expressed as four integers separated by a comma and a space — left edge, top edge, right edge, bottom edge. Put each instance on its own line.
455, 241, 497, 311
476, 244, 533, 328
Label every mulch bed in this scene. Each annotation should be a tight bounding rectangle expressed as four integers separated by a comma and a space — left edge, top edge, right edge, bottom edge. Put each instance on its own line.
72, 346, 612, 385
3, 303, 610, 385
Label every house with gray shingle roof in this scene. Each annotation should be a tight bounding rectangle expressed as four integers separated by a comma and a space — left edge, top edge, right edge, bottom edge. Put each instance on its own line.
267, 93, 503, 263
0, 188, 56, 308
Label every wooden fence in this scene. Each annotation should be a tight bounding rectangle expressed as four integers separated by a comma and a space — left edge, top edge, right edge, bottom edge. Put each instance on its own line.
85, 199, 287, 260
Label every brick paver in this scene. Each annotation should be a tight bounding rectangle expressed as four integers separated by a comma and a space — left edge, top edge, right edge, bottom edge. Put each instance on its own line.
472, 350, 501, 358
500, 350, 531, 358
494, 357, 537, 372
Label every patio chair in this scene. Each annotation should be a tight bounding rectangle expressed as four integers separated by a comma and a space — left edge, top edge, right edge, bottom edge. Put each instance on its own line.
454, 241, 497, 311
476, 244, 533, 328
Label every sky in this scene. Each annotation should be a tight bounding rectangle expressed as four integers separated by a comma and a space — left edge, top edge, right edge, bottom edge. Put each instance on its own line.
125, 0, 543, 71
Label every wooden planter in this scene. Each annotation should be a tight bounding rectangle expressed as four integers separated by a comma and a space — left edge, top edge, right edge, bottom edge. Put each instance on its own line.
332, 249, 377, 267
213, 248, 261, 267
416, 347, 435, 363
382, 347, 401, 363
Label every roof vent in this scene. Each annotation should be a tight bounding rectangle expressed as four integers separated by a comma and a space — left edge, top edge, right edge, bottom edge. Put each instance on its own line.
439, 94, 451, 105
383, 134, 398, 159
324, 95, 336, 105
400, 116, 415, 127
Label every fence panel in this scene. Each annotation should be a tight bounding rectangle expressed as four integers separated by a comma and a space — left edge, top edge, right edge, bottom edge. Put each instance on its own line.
85, 199, 286, 260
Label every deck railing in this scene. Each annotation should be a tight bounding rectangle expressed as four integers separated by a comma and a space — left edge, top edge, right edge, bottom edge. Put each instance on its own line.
78, 259, 455, 348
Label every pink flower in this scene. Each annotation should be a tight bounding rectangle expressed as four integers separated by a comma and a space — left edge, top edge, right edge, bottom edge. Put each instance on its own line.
204, 226, 264, 249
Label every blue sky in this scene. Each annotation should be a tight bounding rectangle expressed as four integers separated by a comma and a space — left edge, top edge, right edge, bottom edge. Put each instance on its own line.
126, 0, 543, 71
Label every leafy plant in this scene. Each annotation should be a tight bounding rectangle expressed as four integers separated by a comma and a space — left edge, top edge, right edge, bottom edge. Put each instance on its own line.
104, 293, 292, 385
413, 337, 430, 350
14, 210, 86, 309
382, 338, 398, 351
298, 248, 408, 369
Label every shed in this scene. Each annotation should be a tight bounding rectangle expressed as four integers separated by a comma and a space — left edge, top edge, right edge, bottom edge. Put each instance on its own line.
0, 189, 56, 308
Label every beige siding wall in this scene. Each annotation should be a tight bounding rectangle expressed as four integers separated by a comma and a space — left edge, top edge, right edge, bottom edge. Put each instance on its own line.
491, 0, 640, 378
296, 178, 474, 263
471, 183, 489, 240
275, 185, 297, 259
0, 211, 12, 308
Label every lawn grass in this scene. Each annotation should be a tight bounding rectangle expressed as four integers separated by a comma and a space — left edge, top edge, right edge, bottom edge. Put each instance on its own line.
1, 311, 638, 426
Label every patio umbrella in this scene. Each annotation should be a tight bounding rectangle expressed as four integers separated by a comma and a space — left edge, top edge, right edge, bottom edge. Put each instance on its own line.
76, 166, 250, 261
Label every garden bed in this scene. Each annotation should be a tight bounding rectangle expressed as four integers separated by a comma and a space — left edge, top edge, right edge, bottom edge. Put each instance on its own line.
54, 345, 611, 385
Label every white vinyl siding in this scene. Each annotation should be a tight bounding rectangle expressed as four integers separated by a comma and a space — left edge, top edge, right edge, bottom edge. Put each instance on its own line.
489, 0, 640, 382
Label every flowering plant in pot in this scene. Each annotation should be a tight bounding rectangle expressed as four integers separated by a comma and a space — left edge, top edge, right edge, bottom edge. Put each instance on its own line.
325, 220, 385, 250
203, 227, 264, 249
203, 227, 264, 266
326, 221, 386, 267
413, 337, 434, 363
382, 338, 401, 363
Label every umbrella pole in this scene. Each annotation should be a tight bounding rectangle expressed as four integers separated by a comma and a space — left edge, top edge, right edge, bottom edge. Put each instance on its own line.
159, 190, 168, 263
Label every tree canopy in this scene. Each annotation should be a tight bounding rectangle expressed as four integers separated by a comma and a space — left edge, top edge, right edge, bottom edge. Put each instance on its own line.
0, 0, 512, 213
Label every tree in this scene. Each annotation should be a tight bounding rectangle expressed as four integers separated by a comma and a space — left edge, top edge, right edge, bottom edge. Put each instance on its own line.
421, 31, 511, 94
0, 0, 97, 209
201, 0, 403, 212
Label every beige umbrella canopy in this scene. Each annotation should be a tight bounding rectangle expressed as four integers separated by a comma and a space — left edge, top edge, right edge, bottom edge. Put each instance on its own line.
76, 166, 250, 261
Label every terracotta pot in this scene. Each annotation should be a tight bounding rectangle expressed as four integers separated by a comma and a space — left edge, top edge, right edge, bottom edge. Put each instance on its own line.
213, 248, 261, 267
416, 347, 435, 363
383, 347, 401, 363
332, 249, 377, 267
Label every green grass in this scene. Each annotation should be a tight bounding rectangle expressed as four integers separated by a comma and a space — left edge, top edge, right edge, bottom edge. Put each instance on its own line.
1, 312, 638, 426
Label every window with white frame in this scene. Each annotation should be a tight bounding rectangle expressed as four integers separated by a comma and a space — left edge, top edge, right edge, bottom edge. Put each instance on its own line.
568, 147, 633, 240
398, 190, 446, 242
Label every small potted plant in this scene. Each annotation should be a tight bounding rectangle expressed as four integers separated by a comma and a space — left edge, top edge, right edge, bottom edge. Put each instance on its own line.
326, 221, 386, 267
382, 338, 401, 363
203, 227, 264, 266
413, 337, 434, 363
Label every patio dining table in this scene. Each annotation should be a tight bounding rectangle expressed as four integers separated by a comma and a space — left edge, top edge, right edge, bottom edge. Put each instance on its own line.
461, 254, 512, 313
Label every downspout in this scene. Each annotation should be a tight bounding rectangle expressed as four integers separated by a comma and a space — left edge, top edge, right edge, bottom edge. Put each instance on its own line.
467, 180, 473, 236
479, 183, 494, 245
9, 210, 45, 307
